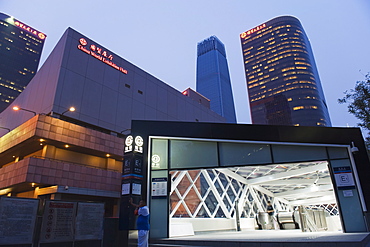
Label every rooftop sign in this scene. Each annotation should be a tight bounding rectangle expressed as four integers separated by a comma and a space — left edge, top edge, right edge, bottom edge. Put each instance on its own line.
240, 23, 266, 38
14, 21, 46, 40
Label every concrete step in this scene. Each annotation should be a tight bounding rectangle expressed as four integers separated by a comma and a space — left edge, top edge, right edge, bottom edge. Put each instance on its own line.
150, 244, 203, 247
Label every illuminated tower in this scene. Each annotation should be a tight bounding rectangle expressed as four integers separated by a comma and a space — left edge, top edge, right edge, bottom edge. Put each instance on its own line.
240, 16, 331, 126
0, 12, 46, 112
196, 36, 237, 123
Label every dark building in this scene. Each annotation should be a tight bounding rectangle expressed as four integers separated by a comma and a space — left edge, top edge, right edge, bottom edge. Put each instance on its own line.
0, 12, 46, 112
196, 36, 237, 123
240, 16, 331, 127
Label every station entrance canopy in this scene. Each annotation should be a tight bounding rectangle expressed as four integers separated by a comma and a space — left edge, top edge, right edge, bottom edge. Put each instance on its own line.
121, 120, 370, 237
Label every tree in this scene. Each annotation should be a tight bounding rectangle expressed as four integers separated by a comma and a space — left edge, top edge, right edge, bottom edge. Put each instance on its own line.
338, 73, 370, 148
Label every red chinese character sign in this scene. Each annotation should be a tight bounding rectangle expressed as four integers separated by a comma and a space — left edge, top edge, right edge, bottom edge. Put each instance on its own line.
14, 21, 46, 39
240, 23, 267, 38
77, 38, 128, 74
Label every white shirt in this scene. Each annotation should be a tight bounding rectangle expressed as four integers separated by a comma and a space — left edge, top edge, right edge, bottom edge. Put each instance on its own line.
138, 206, 149, 216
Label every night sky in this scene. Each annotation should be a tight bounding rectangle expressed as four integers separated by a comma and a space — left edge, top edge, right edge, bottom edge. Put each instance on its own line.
1, 0, 369, 129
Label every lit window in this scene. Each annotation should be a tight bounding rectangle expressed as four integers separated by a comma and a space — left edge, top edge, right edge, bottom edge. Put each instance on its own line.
281, 67, 295, 72
293, 106, 304, 110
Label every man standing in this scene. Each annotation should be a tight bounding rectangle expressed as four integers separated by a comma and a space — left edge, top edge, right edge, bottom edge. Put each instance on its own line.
266, 201, 274, 229
130, 199, 150, 247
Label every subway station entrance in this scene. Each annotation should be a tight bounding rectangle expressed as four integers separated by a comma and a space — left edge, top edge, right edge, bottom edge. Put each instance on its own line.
168, 161, 339, 236
126, 120, 370, 241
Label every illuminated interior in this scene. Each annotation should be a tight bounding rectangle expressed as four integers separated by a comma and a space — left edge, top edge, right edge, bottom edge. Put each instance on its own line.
149, 136, 356, 237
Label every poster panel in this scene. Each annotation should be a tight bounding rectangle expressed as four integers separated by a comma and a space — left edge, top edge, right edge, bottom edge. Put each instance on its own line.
39, 201, 77, 243
0, 197, 39, 245
75, 202, 105, 240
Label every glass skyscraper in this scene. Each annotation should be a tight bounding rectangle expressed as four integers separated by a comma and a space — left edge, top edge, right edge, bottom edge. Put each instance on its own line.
196, 36, 237, 123
0, 12, 46, 112
240, 16, 331, 127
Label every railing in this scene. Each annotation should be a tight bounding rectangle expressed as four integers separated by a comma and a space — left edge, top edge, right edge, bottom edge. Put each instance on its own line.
298, 206, 327, 232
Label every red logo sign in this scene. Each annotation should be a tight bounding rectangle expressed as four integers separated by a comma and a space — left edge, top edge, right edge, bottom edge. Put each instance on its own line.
14, 21, 46, 40
79, 38, 87, 46
77, 38, 127, 74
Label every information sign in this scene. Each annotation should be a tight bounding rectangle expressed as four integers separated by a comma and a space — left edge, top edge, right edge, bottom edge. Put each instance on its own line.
152, 178, 168, 198
0, 197, 39, 245
333, 166, 355, 188
40, 201, 77, 243
75, 202, 105, 240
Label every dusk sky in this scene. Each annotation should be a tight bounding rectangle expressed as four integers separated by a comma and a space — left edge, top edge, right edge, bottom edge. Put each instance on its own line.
1, 0, 369, 128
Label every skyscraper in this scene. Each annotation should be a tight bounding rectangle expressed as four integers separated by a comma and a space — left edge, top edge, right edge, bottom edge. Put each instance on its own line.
196, 36, 237, 123
0, 12, 46, 112
240, 16, 331, 127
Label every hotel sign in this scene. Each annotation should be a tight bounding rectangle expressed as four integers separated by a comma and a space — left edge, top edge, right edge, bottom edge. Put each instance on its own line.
78, 38, 128, 74
240, 23, 266, 38
14, 21, 46, 40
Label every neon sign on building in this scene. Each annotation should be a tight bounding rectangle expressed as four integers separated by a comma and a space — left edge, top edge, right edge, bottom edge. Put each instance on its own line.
77, 38, 128, 74
14, 21, 46, 40
240, 23, 267, 38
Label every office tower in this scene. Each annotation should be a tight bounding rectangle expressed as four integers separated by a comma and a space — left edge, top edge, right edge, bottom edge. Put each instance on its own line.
196, 36, 237, 123
0, 12, 46, 112
240, 16, 331, 126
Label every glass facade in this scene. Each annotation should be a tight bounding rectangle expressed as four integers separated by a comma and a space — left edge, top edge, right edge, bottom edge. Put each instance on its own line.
0, 12, 46, 112
240, 16, 331, 126
196, 36, 237, 123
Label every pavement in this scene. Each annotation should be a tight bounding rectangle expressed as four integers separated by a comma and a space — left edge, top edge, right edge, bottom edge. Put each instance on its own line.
149, 229, 370, 247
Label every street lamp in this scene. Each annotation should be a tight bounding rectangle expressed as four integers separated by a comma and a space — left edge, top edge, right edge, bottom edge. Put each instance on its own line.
12, 106, 36, 116
61, 107, 76, 116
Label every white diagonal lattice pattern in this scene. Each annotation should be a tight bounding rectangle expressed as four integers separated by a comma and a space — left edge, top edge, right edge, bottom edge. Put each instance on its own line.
169, 161, 338, 219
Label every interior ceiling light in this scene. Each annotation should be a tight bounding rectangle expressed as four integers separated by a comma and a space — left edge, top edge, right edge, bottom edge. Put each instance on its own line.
65, 144, 69, 148
106, 154, 111, 157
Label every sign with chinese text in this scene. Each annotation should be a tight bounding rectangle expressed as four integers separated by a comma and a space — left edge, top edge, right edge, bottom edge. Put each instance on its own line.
78, 38, 127, 74
40, 201, 77, 243
152, 177, 167, 198
0, 197, 39, 245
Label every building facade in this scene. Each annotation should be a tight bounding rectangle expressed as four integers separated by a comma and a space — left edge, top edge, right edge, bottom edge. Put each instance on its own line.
0, 12, 46, 112
196, 36, 237, 123
182, 87, 210, 109
240, 16, 331, 127
0, 27, 225, 219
